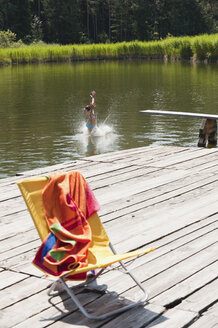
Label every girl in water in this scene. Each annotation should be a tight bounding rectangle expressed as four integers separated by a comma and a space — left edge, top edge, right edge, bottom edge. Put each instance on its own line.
84, 91, 96, 133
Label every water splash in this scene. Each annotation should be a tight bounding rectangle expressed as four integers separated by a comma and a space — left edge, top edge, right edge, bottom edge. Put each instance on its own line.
77, 122, 117, 156
81, 122, 114, 137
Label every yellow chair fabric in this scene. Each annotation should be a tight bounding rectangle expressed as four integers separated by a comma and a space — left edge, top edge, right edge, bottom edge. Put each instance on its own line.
17, 177, 154, 276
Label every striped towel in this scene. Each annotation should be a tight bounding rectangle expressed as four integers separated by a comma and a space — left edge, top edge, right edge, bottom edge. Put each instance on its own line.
33, 171, 100, 280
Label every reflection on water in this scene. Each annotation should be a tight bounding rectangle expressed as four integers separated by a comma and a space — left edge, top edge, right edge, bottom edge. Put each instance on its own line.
0, 60, 217, 178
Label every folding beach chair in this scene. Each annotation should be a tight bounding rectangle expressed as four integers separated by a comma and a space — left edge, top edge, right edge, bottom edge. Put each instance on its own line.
17, 175, 154, 320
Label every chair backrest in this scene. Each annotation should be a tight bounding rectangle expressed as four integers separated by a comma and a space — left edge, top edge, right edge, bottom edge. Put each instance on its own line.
17, 177, 110, 247
17, 177, 50, 241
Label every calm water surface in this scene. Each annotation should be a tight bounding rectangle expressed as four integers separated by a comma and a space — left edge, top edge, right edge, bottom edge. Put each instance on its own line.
0, 60, 217, 178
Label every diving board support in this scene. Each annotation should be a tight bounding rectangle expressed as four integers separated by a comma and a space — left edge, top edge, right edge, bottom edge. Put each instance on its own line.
198, 118, 217, 147
140, 110, 217, 147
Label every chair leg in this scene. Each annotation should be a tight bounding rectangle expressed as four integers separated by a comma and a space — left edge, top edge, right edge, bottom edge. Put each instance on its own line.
83, 272, 108, 293
48, 279, 65, 296
109, 242, 149, 302
59, 277, 146, 320
47, 269, 106, 296
119, 260, 149, 301
48, 246, 149, 320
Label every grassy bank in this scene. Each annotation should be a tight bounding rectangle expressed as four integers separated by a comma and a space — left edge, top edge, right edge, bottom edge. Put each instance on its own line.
0, 34, 217, 65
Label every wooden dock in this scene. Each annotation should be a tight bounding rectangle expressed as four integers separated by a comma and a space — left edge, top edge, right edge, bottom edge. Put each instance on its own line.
0, 145, 218, 328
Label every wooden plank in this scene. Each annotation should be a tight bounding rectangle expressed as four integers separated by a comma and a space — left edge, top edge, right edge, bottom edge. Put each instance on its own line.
2, 169, 215, 241
145, 308, 197, 328
1, 247, 38, 270
100, 180, 218, 227
99, 172, 218, 221
140, 110, 218, 120
203, 301, 218, 318
0, 212, 35, 241
7, 190, 217, 268
0, 197, 27, 218
86, 303, 164, 328
177, 279, 218, 314
89, 166, 162, 189
152, 261, 218, 306
2, 147, 216, 202
121, 243, 218, 304
79, 145, 166, 163
0, 282, 111, 328
0, 239, 40, 263
49, 301, 164, 328
95, 168, 189, 206
131, 147, 214, 166
166, 152, 218, 171
11, 298, 76, 328
0, 286, 71, 328
99, 147, 194, 166
0, 156, 121, 189
0, 228, 37, 253
0, 159, 86, 185
188, 314, 218, 328
0, 271, 29, 290
0, 160, 107, 201
122, 216, 218, 270
0, 167, 189, 219
0, 276, 49, 310
142, 149, 218, 169
0, 146, 165, 188
81, 145, 190, 164
104, 191, 218, 252
0, 159, 158, 202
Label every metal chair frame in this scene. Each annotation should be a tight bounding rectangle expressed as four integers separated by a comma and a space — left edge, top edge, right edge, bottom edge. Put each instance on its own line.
48, 242, 148, 320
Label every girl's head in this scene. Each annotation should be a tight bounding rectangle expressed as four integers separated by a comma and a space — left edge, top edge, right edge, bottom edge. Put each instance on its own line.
85, 105, 91, 111
84, 102, 95, 112
84, 105, 94, 117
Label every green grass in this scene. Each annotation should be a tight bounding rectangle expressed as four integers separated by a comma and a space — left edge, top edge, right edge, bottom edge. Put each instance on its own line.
0, 34, 217, 65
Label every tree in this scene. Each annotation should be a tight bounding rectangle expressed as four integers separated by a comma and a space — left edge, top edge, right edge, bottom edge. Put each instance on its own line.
157, 0, 208, 38
1, 0, 32, 41
31, 15, 43, 42
42, 0, 81, 44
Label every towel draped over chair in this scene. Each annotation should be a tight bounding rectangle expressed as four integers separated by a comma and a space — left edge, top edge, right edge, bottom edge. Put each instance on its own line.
33, 171, 100, 279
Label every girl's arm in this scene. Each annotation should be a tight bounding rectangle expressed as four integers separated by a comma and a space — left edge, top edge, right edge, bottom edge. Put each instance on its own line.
90, 91, 96, 107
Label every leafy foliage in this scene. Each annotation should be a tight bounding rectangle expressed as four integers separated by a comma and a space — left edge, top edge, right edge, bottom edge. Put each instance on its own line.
0, 29, 16, 48
0, 0, 217, 45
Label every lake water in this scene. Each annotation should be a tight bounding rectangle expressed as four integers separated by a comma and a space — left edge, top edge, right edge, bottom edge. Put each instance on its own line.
0, 60, 217, 178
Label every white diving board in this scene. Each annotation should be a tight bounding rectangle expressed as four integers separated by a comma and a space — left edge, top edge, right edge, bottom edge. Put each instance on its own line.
140, 110, 218, 120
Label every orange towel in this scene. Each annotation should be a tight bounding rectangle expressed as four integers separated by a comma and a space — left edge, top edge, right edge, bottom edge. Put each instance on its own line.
33, 171, 100, 279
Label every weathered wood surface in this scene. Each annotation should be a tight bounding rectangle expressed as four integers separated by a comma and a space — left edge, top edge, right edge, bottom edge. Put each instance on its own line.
0, 145, 218, 328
